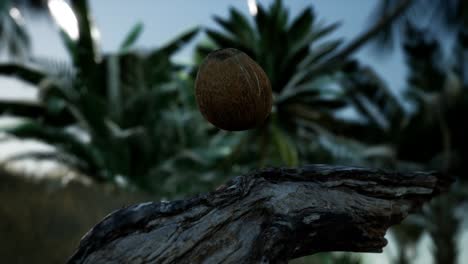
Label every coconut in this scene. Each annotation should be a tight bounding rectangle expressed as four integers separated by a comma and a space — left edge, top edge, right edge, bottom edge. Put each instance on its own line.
195, 48, 272, 131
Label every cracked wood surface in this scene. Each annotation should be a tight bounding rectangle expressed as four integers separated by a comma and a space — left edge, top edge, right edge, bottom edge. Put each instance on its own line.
68, 164, 451, 264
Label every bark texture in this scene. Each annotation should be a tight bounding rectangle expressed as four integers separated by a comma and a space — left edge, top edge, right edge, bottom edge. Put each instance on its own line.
68, 164, 451, 264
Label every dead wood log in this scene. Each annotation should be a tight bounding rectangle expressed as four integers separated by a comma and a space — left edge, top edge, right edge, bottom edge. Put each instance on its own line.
68, 164, 452, 264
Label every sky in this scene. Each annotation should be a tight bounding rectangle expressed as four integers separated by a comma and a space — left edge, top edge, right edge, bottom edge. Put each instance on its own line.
1, 1, 466, 263
3, 0, 406, 102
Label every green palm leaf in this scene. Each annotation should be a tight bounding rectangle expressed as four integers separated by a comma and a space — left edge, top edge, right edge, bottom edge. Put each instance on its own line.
119, 22, 144, 52
0, 63, 48, 84
271, 122, 298, 166
205, 29, 244, 50
213, 9, 255, 49
298, 40, 342, 69
69, 0, 100, 75
196, 0, 351, 168
1, 120, 105, 179
288, 7, 314, 43
0, 101, 44, 118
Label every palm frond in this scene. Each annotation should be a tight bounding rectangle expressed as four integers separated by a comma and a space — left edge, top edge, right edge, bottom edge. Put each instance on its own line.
31, 56, 76, 81
0, 63, 48, 84
119, 22, 144, 52
271, 121, 298, 166
0, 101, 45, 119
288, 7, 314, 44
213, 9, 255, 50
0, 120, 104, 178
205, 29, 245, 51
369, 0, 466, 49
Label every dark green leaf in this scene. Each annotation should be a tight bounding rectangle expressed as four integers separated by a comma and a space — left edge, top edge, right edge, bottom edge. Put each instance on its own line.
0, 101, 45, 118
119, 22, 144, 52
271, 122, 298, 166
288, 7, 314, 44
69, 0, 100, 77
230, 8, 256, 39
213, 8, 256, 50
205, 29, 242, 49
270, 0, 288, 30
254, 4, 269, 34
71, 91, 111, 138
195, 45, 215, 60
287, 22, 341, 64
298, 40, 342, 69
0, 63, 48, 84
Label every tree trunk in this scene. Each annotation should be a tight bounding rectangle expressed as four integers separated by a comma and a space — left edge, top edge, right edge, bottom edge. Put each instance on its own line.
68, 164, 452, 264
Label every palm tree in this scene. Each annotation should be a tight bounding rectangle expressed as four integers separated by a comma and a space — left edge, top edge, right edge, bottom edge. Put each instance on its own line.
344, 3, 468, 261
0, 0, 238, 196
195, 0, 402, 168
384, 21, 468, 264
370, 0, 467, 49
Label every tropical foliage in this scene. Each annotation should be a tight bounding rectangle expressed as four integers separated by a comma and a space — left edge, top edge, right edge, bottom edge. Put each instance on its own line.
196, 0, 403, 169
365, 1, 468, 262
386, 22, 467, 264
370, 0, 468, 49
0, 0, 467, 263
0, 0, 237, 195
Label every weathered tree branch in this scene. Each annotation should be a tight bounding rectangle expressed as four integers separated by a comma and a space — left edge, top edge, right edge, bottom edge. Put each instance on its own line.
68, 164, 451, 264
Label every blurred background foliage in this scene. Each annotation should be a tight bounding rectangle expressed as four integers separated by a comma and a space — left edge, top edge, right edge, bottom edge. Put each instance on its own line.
0, 0, 467, 263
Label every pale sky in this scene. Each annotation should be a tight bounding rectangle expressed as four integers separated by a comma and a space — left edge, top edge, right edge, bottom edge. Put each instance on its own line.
24, 0, 405, 95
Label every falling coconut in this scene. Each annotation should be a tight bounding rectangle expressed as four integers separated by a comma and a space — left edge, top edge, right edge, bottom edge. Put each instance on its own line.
195, 48, 273, 131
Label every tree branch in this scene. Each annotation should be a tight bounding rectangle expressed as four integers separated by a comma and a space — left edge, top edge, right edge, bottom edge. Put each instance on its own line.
68, 164, 451, 264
